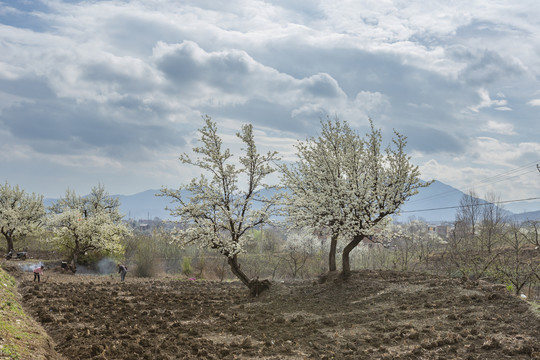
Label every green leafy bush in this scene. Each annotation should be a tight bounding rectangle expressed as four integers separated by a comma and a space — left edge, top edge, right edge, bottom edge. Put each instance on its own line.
182, 256, 192, 276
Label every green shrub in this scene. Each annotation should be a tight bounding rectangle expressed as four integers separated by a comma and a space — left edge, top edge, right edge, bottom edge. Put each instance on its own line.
182, 256, 192, 276
134, 237, 157, 278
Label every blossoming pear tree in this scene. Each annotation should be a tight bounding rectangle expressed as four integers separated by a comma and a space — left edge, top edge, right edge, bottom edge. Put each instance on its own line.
48, 185, 129, 272
161, 116, 282, 295
280, 119, 355, 272
281, 118, 429, 278
0, 182, 46, 253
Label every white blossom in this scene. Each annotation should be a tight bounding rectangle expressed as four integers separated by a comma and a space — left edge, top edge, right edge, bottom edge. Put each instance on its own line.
281, 118, 430, 275
48, 185, 129, 270
0, 182, 46, 252
161, 116, 282, 287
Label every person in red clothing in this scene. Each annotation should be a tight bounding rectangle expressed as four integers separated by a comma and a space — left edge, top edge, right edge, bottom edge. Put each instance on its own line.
33, 265, 44, 282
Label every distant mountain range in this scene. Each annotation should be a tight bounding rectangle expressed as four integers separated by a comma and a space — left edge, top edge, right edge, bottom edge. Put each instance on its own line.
44, 181, 540, 223
396, 180, 540, 223
44, 189, 173, 221
115, 190, 173, 220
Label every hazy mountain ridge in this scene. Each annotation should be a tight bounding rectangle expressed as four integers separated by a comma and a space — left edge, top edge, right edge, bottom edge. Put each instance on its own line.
396, 180, 508, 223
43, 181, 540, 223
44, 189, 174, 220
513, 210, 540, 222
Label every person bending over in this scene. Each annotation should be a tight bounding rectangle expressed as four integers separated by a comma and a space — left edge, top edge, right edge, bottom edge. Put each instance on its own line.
33, 265, 44, 282
118, 264, 128, 281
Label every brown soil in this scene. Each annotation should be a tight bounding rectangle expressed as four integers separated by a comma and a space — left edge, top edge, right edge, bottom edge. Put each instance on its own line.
10, 268, 540, 359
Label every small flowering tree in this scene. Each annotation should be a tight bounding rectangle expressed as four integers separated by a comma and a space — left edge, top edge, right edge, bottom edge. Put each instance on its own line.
282, 118, 429, 278
0, 182, 46, 253
281, 227, 318, 279
48, 185, 129, 272
280, 120, 353, 272
161, 116, 282, 295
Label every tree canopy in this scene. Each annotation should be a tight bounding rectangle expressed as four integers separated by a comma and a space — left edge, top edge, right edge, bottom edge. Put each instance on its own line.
0, 182, 46, 253
161, 116, 282, 294
281, 117, 429, 277
48, 185, 129, 271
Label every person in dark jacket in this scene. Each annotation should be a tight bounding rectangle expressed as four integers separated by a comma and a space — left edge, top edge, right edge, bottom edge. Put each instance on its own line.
118, 264, 128, 281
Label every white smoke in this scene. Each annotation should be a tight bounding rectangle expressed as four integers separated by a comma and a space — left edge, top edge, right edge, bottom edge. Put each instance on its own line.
74, 258, 117, 275
18, 262, 43, 272
97, 258, 116, 274
16, 258, 117, 275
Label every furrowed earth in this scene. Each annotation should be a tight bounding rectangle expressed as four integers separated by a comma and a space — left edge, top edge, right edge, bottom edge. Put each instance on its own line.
5, 265, 540, 359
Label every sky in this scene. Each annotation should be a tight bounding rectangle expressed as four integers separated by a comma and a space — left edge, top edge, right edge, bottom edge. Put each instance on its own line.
1, 0, 539, 213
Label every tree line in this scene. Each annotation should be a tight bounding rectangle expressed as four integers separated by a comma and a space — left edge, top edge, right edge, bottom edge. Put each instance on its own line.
1, 116, 538, 298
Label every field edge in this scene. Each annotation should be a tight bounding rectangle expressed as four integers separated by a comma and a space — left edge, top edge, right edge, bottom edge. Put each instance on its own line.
0, 262, 63, 360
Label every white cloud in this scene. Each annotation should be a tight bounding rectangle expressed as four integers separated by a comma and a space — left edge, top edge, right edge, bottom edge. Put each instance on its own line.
353, 91, 389, 113
418, 136, 540, 203
419, 159, 478, 186
468, 88, 507, 112
1, 0, 540, 201
407, 102, 433, 109
418, 154, 540, 204
482, 120, 515, 135
465, 137, 540, 167
152, 40, 352, 116
527, 99, 540, 106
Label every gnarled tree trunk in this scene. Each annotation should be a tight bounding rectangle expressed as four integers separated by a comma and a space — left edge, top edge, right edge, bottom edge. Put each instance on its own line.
2, 229, 15, 253
341, 235, 364, 279
227, 255, 250, 286
228, 254, 271, 296
329, 234, 338, 272
70, 252, 78, 273
6, 236, 14, 254
70, 240, 80, 273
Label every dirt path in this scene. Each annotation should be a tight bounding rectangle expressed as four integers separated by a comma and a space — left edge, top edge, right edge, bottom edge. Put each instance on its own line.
13, 269, 540, 359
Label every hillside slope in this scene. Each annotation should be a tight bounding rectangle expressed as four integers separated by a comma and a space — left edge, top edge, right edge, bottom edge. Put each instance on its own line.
0, 263, 63, 360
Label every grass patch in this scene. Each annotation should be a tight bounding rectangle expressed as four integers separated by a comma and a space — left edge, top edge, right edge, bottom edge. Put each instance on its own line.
0, 267, 28, 359
530, 301, 540, 319
0, 264, 58, 359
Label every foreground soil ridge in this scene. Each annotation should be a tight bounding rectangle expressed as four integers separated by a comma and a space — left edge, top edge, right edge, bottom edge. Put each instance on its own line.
0, 265, 64, 360
6, 267, 540, 359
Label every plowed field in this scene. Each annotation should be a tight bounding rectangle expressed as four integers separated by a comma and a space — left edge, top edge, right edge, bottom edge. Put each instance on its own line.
12, 269, 540, 359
